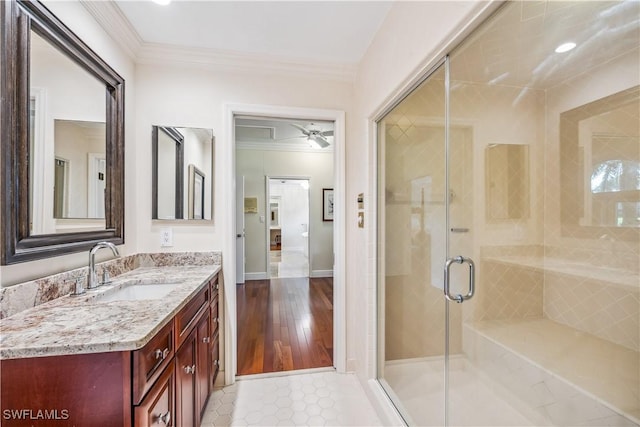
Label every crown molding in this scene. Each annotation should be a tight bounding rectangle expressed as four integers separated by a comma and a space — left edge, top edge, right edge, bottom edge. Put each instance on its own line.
81, 2, 357, 82
80, 0, 143, 59
136, 43, 357, 82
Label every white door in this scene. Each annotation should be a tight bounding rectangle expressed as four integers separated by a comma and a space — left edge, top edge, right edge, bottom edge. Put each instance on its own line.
87, 154, 106, 218
236, 176, 245, 284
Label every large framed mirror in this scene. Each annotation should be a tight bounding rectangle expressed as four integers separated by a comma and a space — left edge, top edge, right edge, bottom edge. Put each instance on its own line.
1, 0, 125, 264
151, 126, 214, 221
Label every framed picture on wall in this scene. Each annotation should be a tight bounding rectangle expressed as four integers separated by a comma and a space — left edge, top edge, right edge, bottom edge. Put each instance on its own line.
188, 164, 205, 220
323, 188, 334, 221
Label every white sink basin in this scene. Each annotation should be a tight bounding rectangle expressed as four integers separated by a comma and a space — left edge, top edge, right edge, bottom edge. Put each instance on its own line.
95, 283, 177, 303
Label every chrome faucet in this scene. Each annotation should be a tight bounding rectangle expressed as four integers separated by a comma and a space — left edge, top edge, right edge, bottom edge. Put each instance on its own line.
87, 241, 120, 290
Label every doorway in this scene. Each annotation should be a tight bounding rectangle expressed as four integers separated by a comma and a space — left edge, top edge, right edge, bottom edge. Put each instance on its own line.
267, 178, 310, 279
232, 112, 341, 377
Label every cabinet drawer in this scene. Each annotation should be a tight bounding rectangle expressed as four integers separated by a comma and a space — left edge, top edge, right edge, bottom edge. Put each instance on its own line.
134, 359, 175, 427
133, 320, 174, 405
175, 285, 209, 349
211, 294, 219, 336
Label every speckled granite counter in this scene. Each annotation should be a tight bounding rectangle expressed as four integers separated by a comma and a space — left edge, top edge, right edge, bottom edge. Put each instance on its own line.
0, 264, 220, 360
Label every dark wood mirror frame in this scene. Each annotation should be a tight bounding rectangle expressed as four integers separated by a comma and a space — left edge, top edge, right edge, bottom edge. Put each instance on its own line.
152, 126, 184, 220
1, 0, 125, 264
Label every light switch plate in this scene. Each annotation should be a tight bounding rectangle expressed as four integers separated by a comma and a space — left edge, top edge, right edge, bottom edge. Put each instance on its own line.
160, 228, 173, 247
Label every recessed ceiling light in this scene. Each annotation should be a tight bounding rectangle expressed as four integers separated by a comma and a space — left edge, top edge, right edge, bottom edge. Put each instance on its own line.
555, 42, 576, 53
151, 0, 171, 5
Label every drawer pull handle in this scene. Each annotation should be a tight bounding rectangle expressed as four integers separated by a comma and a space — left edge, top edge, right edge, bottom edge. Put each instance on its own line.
184, 364, 196, 374
215, 283, 219, 290
214, 359, 219, 366
154, 348, 169, 360
213, 317, 218, 323
156, 411, 171, 425
202, 336, 211, 343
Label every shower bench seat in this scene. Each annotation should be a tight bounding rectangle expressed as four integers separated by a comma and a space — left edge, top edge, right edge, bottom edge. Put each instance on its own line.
464, 318, 639, 426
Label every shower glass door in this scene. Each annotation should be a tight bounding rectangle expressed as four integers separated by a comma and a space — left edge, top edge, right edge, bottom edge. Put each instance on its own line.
376, 62, 449, 426
378, 1, 639, 426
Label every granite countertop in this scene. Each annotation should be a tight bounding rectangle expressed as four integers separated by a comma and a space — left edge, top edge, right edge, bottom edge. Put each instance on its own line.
0, 265, 220, 360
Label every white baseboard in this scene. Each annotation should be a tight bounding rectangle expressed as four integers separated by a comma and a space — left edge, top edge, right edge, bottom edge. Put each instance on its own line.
244, 272, 268, 281
310, 270, 333, 278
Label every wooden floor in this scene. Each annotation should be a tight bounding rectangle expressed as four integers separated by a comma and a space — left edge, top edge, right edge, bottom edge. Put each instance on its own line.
236, 277, 333, 376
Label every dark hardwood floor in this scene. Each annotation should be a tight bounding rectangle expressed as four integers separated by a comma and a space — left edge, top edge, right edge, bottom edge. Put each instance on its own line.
237, 277, 333, 376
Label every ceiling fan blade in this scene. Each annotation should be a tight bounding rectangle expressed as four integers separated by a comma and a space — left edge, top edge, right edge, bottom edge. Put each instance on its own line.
311, 134, 330, 148
320, 130, 334, 137
290, 123, 310, 136
276, 136, 304, 142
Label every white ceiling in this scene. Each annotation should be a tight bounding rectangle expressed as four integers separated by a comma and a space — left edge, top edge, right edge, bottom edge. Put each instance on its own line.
114, 1, 393, 64
452, 1, 640, 89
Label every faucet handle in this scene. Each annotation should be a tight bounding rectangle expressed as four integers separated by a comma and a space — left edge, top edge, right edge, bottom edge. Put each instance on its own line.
101, 270, 112, 286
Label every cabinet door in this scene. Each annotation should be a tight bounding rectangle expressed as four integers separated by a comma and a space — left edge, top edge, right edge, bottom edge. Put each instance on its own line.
211, 331, 220, 389
134, 359, 174, 427
196, 310, 211, 422
175, 329, 196, 427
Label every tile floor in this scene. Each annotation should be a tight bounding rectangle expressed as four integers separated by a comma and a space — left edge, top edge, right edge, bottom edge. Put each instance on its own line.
270, 249, 309, 279
383, 357, 536, 426
200, 370, 382, 426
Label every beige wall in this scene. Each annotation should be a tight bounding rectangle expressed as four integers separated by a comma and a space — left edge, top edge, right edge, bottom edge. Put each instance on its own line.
236, 149, 334, 276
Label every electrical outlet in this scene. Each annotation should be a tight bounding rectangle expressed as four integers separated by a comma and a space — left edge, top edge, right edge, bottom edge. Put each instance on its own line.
160, 228, 173, 247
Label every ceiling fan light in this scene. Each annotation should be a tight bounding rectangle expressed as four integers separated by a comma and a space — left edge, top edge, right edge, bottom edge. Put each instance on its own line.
308, 137, 322, 149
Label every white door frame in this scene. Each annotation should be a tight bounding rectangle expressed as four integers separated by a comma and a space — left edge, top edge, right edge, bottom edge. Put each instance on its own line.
224, 103, 346, 385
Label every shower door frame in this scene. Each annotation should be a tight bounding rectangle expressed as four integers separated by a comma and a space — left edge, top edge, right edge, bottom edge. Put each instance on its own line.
372, 3, 503, 425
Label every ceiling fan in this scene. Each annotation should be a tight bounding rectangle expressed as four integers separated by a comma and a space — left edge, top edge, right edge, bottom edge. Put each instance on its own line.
289, 123, 333, 148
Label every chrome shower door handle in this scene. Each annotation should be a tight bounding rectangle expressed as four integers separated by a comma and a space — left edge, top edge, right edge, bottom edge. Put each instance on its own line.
444, 255, 475, 303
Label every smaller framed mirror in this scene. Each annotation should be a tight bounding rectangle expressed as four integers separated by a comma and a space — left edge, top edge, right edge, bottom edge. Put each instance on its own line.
485, 144, 529, 221
152, 126, 214, 221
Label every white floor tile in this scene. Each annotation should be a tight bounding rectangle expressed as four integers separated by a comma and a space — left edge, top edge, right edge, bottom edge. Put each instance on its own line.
270, 249, 309, 279
201, 371, 382, 427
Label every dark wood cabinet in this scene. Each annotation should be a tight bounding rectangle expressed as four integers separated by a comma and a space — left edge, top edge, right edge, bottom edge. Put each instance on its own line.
0, 272, 222, 427
196, 310, 211, 419
134, 359, 175, 427
175, 328, 197, 427
133, 320, 175, 405
0, 352, 131, 427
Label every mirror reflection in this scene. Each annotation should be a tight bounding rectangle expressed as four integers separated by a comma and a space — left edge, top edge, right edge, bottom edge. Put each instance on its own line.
152, 126, 214, 220
29, 30, 107, 234
485, 144, 529, 221
53, 120, 106, 219
561, 86, 640, 229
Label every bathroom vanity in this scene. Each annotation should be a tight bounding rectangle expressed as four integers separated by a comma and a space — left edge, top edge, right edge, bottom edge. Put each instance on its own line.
0, 263, 221, 427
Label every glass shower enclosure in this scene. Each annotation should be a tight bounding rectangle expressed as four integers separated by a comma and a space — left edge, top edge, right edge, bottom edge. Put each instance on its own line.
377, 2, 640, 426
